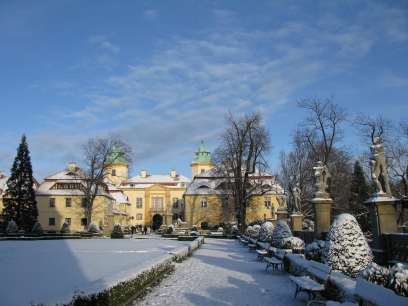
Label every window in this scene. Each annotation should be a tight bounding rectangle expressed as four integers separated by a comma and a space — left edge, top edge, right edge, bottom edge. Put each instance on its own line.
173, 213, 179, 220
50, 198, 56, 207
112, 169, 116, 176
152, 197, 163, 210
201, 169, 205, 173
49, 218, 55, 226
222, 197, 229, 208
81, 218, 87, 226
66, 198, 72, 207
136, 213, 142, 220
200, 198, 207, 208
81, 198, 88, 208
264, 197, 271, 208
65, 218, 71, 225
173, 198, 179, 209
136, 198, 143, 209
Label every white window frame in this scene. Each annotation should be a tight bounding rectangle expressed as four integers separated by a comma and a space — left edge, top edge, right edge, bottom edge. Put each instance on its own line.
136, 198, 143, 209
136, 213, 142, 220
200, 198, 207, 208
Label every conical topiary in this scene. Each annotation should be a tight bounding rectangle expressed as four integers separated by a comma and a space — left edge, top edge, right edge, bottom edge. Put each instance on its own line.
270, 220, 292, 248
6, 220, 18, 233
257, 221, 274, 242
322, 213, 373, 278
110, 223, 124, 239
88, 222, 100, 233
31, 222, 44, 234
60, 222, 71, 233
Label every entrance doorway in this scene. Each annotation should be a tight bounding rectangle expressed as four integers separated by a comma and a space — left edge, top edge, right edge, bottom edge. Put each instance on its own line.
152, 214, 163, 230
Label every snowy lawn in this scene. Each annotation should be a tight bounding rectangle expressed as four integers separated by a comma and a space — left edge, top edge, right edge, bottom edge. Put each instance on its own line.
0, 236, 195, 305
132, 239, 307, 306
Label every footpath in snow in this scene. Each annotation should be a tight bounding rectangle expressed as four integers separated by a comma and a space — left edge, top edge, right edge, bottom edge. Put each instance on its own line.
132, 238, 307, 306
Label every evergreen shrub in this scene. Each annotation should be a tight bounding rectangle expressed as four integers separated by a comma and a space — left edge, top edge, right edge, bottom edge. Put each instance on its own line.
257, 221, 274, 242
281, 236, 305, 249
111, 223, 124, 239
88, 222, 100, 233
6, 220, 18, 233
270, 220, 292, 248
31, 222, 44, 233
60, 222, 71, 233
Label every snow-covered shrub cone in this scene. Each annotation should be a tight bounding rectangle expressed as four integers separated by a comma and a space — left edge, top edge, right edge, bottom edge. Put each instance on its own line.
305, 240, 326, 262
302, 218, 314, 230
390, 263, 408, 296
249, 224, 261, 239
166, 224, 175, 234
231, 225, 240, 235
244, 226, 252, 236
217, 227, 223, 232
111, 223, 124, 239
31, 222, 44, 233
18, 229, 25, 234
191, 225, 198, 232
60, 222, 71, 233
322, 213, 373, 278
257, 221, 274, 242
281, 236, 305, 249
88, 222, 100, 233
6, 220, 18, 233
270, 220, 292, 248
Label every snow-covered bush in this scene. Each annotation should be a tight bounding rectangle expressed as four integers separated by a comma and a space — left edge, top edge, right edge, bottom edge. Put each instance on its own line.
302, 218, 314, 230
244, 226, 252, 236
322, 213, 373, 278
18, 229, 25, 234
110, 223, 124, 239
249, 224, 261, 239
166, 224, 175, 234
389, 263, 408, 296
31, 222, 44, 233
305, 240, 325, 262
60, 222, 71, 233
231, 225, 240, 235
257, 221, 274, 242
217, 227, 223, 232
88, 222, 100, 233
359, 263, 390, 288
191, 225, 198, 232
123, 226, 130, 234
250, 219, 265, 226
281, 236, 305, 249
270, 220, 292, 248
189, 231, 199, 236
6, 220, 18, 233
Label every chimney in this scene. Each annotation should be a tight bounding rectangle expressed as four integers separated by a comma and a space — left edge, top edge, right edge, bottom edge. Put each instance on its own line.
141, 170, 146, 178
68, 162, 76, 171
171, 169, 176, 178
0, 171, 3, 178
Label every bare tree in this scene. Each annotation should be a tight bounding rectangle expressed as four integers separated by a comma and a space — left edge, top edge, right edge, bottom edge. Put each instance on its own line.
294, 94, 349, 164
213, 111, 273, 232
76, 134, 132, 226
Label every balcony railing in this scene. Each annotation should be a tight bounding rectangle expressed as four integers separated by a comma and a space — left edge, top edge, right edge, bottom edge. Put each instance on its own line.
383, 233, 408, 264
149, 207, 165, 213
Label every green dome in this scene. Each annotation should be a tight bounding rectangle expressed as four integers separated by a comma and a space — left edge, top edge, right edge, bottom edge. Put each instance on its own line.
192, 142, 213, 163
106, 146, 127, 164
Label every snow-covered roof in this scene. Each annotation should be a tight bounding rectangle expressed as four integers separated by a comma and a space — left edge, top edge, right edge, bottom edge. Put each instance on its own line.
121, 172, 191, 189
108, 184, 130, 205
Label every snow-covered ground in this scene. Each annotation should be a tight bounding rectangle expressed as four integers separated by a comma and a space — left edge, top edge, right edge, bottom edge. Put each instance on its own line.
132, 239, 307, 306
0, 236, 191, 305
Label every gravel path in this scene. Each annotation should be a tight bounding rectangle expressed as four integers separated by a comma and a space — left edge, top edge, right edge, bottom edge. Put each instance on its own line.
132, 238, 307, 305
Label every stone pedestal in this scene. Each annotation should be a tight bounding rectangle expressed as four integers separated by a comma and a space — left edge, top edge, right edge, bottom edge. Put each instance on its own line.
291, 214, 303, 232
164, 212, 173, 227
310, 193, 332, 240
364, 193, 400, 264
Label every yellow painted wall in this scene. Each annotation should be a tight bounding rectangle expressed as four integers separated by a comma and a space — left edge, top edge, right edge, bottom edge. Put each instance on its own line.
184, 194, 280, 227
190, 162, 214, 179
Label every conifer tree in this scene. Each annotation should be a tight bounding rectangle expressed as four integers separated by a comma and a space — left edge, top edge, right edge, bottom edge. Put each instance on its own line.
348, 160, 372, 236
2, 134, 38, 232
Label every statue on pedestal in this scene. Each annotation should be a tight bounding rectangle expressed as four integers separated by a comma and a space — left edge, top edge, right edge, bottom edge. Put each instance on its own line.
276, 194, 287, 211
167, 201, 172, 214
292, 183, 301, 213
313, 161, 331, 195
370, 137, 391, 196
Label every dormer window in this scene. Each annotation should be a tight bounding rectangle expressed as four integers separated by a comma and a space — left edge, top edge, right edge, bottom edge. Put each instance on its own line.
112, 169, 116, 176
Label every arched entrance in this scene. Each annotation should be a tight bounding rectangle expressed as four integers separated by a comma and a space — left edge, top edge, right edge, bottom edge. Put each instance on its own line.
152, 214, 163, 229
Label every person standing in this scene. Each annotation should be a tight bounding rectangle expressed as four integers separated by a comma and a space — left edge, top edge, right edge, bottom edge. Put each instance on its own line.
144, 225, 147, 235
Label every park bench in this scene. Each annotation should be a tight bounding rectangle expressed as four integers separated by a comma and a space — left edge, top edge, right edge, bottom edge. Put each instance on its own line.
326, 277, 408, 306
289, 260, 331, 306
256, 243, 269, 261
264, 248, 286, 273
248, 239, 258, 252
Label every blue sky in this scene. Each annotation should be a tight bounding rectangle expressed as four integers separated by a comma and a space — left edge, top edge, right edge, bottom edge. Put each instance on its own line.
1, 1, 407, 182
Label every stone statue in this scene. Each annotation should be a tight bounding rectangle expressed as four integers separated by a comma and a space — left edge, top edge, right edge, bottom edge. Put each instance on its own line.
175, 218, 187, 228
313, 161, 331, 194
271, 203, 275, 219
276, 194, 287, 211
370, 137, 391, 195
293, 183, 301, 213
167, 201, 172, 214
